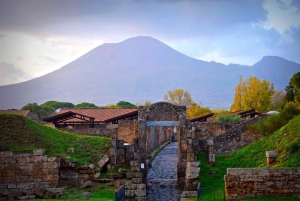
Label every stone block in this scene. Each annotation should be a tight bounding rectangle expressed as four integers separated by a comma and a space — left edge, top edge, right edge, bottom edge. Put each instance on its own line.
34, 187, 47, 198
47, 156, 57, 162
17, 183, 35, 189
116, 148, 125, 156
43, 162, 59, 169
43, 190, 57, 199
116, 156, 126, 164
0, 151, 13, 158
17, 195, 36, 200
135, 196, 146, 201
132, 178, 143, 184
33, 149, 45, 156
98, 155, 109, 168
134, 190, 146, 197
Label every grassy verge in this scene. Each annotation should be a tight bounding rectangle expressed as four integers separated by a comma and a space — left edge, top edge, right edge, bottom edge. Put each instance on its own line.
0, 114, 111, 165
198, 115, 300, 201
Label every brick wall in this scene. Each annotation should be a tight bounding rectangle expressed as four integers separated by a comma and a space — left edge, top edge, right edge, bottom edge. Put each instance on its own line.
0, 150, 59, 199
225, 168, 300, 200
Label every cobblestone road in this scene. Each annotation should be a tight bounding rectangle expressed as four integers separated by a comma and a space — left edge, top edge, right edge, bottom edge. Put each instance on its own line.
147, 142, 181, 201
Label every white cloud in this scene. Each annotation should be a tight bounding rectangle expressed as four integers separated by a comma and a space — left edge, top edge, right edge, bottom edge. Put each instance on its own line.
0, 32, 104, 80
0, 63, 32, 85
259, 0, 300, 34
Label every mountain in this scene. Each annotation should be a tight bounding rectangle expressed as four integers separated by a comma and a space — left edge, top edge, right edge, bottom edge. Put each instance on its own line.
0, 36, 299, 110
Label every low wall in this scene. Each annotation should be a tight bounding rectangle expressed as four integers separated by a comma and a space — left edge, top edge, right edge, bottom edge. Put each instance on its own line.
0, 150, 59, 199
225, 168, 300, 200
59, 128, 117, 138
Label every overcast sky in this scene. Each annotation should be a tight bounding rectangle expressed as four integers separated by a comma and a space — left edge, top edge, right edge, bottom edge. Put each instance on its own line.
0, 0, 299, 86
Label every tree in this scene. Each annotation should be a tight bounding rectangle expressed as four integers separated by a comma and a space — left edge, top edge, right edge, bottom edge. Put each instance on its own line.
186, 103, 211, 118
287, 72, 300, 103
271, 90, 286, 110
41, 101, 75, 110
116, 101, 137, 108
74, 102, 98, 109
285, 82, 296, 102
21, 103, 55, 120
231, 76, 275, 113
164, 88, 193, 107
136, 101, 152, 107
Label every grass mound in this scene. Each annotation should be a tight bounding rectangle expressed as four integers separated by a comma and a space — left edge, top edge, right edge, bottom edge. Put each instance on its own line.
199, 115, 300, 201
0, 114, 111, 165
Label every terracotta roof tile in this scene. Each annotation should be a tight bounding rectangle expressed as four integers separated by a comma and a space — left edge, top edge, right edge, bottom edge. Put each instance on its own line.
59, 108, 138, 123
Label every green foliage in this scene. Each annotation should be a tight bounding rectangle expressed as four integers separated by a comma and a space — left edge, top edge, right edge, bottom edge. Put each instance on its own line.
164, 88, 193, 107
198, 115, 300, 200
213, 113, 240, 123
74, 102, 98, 109
285, 82, 296, 102
0, 114, 110, 165
116, 101, 137, 108
252, 102, 300, 135
41, 101, 75, 110
288, 142, 300, 154
186, 103, 211, 118
21, 103, 55, 120
271, 90, 286, 111
280, 102, 300, 123
291, 72, 300, 91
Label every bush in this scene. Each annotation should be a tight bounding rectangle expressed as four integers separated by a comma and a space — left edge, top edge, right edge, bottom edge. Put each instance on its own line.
214, 113, 240, 123
288, 142, 300, 154
252, 114, 285, 135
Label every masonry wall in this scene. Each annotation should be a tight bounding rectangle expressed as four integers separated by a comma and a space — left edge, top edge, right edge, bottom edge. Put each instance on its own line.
195, 117, 262, 154
0, 150, 59, 199
225, 168, 300, 200
59, 127, 118, 138
118, 120, 137, 143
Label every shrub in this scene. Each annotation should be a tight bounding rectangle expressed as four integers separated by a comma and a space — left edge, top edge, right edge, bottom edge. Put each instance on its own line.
288, 142, 300, 154
252, 114, 285, 135
214, 113, 240, 123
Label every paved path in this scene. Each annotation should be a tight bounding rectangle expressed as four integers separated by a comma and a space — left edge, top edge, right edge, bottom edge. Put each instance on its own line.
147, 142, 181, 201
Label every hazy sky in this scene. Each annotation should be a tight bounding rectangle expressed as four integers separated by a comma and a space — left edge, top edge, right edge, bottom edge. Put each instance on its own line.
0, 0, 300, 86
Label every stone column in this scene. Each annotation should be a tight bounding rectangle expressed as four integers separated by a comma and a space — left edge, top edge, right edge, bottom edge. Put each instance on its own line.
266, 151, 278, 166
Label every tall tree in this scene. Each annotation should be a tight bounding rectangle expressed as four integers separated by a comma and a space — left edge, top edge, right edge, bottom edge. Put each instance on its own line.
21, 103, 55, 120
231, 76, 274, 113
164, 88, 193, 107
116, 101, 137, 108
271, 90, 286, 111
74, 102, 98, 109
285, 82, 296, 103
41, 101, 75, 110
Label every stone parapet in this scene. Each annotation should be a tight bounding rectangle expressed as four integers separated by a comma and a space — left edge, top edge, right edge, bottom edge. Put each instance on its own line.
225, 168, 300, 200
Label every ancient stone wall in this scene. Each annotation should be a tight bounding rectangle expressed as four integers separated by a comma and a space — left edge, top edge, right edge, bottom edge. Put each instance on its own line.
213, 118, 262, 154
138, 102, 187, 188
59, 127, 118, 138
0, 150, 59, 199
118, 120, 137, 143
194, 117, 262, 154
110, 139, 134, 167
59, 158, 98, 188
225, 168, 300, 200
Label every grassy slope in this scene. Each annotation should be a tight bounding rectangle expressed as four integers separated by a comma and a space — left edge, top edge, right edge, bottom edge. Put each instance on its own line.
199, 115, 300, 201
0, 114, 111, 165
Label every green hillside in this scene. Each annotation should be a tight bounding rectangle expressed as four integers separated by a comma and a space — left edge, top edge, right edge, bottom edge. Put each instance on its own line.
0, 114, 111, 165
199, 115, 300, 201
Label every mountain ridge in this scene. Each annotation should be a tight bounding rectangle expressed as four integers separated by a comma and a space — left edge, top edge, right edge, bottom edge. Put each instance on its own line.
0, 36, 299, 110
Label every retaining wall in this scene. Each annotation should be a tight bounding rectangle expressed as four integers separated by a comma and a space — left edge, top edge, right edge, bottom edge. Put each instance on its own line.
225, 168, 300, 200
0, 150, 59, 199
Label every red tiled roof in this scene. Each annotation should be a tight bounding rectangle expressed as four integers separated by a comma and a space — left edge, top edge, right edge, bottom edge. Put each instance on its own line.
59, 108, 138, 123
0, 110, 30, 117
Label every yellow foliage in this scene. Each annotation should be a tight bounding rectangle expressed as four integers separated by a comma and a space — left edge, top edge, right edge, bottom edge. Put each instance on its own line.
164, 88, 193, 107
186, 103, 211, 118
231, 76, 274, 113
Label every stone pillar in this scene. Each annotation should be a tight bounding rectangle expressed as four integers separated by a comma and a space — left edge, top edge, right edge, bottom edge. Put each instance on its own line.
208, 154, 215, 166
266, 151, 278, 166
